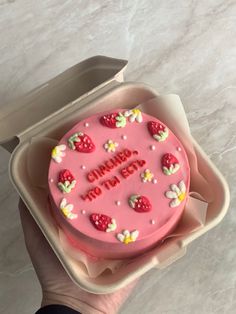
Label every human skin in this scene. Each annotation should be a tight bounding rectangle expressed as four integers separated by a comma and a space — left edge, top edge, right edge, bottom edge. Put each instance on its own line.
19, 199, 137, 314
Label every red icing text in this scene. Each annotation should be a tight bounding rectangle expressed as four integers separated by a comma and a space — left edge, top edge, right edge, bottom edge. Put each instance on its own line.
80, 147, 147, 202
81, 186, 102, 201
100, 176, 120, 190
120, 159, 146, 178
87, 148, 133, 183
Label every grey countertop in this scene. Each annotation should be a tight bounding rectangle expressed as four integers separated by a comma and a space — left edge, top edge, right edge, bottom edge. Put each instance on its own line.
0, 1, 235, 313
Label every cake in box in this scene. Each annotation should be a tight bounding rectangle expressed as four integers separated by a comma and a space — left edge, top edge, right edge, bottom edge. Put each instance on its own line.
48, 108, 190, 259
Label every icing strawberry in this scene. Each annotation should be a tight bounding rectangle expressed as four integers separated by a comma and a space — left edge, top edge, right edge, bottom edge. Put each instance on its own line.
58, 169, 76, 193
90, 213, 117, 232
100, 112, 126, 128
129, 195, 152, 212
161, 153, 180, 175
147, 121, 169, 142
68, 132, 95, 153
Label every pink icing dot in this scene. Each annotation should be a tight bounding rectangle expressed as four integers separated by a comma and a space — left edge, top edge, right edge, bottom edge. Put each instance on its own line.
177, 147, 182, 151
150, 145, 156, 151
84, 122, 89, 127
121, 135, 127, 140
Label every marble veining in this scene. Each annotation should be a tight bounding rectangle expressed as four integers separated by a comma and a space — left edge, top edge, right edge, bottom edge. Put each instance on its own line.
0, 1, 236, 313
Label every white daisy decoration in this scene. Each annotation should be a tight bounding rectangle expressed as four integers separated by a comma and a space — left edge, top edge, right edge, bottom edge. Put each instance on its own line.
141, 169, 154, 183
165, 180, 186, 208
51, 145, 66, 163
60, 198, 78, 219
117, 229, 139, 244
124, 109, 143, 123
104, 139, 119, 153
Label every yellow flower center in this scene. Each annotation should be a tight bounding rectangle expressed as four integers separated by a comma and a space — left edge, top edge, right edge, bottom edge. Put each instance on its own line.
124, 236, 133, 244
132, 109, 141, 115
61, 207, 69, 217
145, 171, 153, 181
108, 143, 116, 150
178, 192, 185, 202
52, 147, 57, 157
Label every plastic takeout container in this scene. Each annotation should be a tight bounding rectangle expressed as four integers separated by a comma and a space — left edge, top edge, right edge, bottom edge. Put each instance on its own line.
0, 56, 230, 293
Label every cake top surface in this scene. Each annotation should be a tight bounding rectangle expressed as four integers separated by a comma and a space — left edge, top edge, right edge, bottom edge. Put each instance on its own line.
48, 108, 190, 245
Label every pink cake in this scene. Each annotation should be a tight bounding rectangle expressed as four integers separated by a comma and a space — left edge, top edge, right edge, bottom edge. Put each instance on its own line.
48, 108, 190, 259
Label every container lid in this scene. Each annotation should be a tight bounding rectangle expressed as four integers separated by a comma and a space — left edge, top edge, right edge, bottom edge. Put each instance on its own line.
0, 56, 127, 149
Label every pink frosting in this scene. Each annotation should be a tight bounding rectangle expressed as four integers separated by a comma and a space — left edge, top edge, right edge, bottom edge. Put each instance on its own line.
48, 109, 190, 259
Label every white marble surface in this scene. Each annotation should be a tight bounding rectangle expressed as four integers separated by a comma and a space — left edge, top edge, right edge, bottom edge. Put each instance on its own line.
0, 1, 236, 313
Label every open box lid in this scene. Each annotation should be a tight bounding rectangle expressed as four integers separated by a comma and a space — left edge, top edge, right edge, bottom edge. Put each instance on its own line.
0, 56, 128, 152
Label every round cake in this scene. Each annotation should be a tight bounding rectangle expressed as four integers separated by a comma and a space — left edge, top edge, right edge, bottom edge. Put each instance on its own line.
48, 108, 190, 259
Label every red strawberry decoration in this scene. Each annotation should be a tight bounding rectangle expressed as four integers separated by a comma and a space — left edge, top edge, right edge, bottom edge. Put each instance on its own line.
90, 213, 117, 232
57, 169, 76, 193
100, 112, 126, 128
58, 169, 75, 183
129, 195, 152, 213
147, 121, 169, 142
161, 153, 180, 175
68, 132, 95, 153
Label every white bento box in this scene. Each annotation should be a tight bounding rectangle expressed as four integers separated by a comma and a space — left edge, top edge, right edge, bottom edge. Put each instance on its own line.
0, 56, 230, 293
